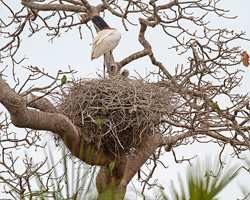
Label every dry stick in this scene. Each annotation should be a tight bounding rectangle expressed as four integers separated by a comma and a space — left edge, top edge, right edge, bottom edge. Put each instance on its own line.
22, 1, 87, 13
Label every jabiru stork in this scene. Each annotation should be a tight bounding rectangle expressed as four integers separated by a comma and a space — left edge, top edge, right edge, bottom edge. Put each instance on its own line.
91, 16, 121, 76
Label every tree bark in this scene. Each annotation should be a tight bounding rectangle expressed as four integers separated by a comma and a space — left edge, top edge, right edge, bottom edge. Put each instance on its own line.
94, 132, 163, 198
0, 75, 111, 166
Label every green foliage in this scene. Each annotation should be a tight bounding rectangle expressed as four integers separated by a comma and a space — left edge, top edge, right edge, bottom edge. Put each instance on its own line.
96, 117, 102, 131
109, 161, 115, 176
210, 100, 220, 111
97, 187, 124, 200
61, 75, 67, 87
161, 157, 238, 200
239, 158, 250, 200
25, 144, 98, 199
103, 108, 111, 116
1, 143, 244, 200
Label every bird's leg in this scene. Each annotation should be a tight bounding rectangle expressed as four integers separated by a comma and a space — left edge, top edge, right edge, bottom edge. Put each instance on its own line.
109, 51, 112, 71
103, 51, 112, 78
103, 53, 106, 78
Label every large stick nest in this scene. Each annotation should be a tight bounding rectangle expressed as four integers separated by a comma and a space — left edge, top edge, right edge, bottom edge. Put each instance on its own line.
58, 78, 177, 157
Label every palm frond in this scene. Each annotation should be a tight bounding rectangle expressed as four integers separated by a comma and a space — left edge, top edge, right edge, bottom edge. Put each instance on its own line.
161, 156, 238, 200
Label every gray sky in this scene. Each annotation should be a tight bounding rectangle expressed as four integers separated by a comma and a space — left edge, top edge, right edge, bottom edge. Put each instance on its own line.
0, 1, 250, 199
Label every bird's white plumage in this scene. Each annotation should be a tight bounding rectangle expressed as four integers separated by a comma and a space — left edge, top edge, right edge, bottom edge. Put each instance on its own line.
91, 29, 121, 60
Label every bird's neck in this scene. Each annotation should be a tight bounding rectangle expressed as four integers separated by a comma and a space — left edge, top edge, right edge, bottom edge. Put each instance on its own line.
103, 27, 111, 30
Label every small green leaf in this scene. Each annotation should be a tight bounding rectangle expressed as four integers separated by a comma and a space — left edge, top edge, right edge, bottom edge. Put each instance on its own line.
103, 108, 110, 115
61, 75, 67, 87
109, 161, 115, 176
96, 118, 102, 131
210, 100, 220, 111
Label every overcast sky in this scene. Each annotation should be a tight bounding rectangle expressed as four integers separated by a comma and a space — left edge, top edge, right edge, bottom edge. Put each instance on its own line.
1, 1, 250, 199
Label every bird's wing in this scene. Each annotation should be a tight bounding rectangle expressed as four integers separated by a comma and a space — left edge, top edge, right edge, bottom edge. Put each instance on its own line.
91, 29, 121, 60
94, 29, 121, 46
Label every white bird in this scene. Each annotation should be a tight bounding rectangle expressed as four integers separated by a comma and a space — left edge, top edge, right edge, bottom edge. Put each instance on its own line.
91, 16, 121, 60
91, 16, 121, 76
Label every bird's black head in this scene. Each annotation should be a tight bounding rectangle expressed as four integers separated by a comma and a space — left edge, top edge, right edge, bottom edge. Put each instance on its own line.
92, 16, 110, 30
